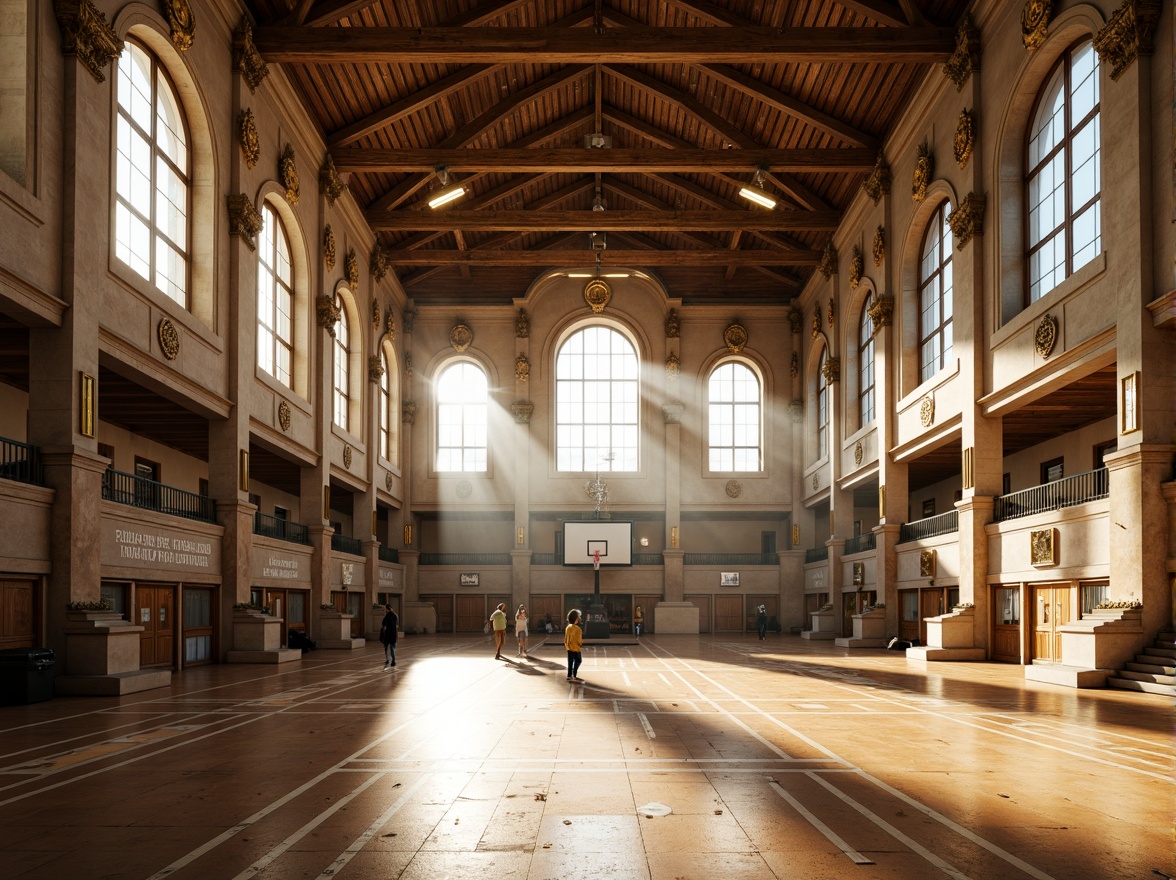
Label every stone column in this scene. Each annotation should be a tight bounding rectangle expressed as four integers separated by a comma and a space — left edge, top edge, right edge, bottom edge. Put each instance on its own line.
511, 311, 534, 610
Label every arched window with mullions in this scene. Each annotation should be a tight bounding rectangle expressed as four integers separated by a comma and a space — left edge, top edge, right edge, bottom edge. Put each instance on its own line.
859, 294, 875, 426
1027, 39, 1101, 303
707, 362, 761, 472
817, 349, 829, 461
919, 201, 954, 383
436, 362, 488, 472
555, 326, 639, 472
114, 40, 190, 307
333, 303, 350, 431
257, 204, 293, 387
378, 347, 400, 466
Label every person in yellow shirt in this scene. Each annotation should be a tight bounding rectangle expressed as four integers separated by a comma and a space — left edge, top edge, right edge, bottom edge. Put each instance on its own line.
489, 603, 508, 659
564, 609, 583, 682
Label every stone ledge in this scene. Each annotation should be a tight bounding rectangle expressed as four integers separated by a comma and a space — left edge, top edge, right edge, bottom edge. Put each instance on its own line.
800, 630, 837, 640
905, 646, 986, 661
317, 638, 366, 650
55, 669, 171, 696
1025, 663, 1111, 689
834, 637, 888, 648
227, 648, 302, 664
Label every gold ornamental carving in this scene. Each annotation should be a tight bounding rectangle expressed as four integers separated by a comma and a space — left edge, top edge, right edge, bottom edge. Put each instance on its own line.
279, 144, 299, 205
867, 295, 894, 331
238, 109, 260, 169
514, 353, 530, 382
345, 249, 359, 289
277, 400, 291, 432
912, 141, 934, 203
403, 353, 412, 379
157, 318, 180, 361
662, 402, 684, 425
1030, 529, 1057, 566
861, 153, 891, 204
943, 13, 981, 91
401, 402, 416, 425
919, 549, 937, 578
724, 323, 747, 354
854, 440, 863, 466
1021, 0, 1053, 50
319, 154, 347, 205
919, 393, 935, 428
872, 225, 886, 267
515, 308, 530, 338
53, 0, 122, 83
450, 322, 472, 353
820, 356, 840, 383
226, 193, 262, 250
385, 472, 393, 492
947, 192, 987, 248
370, 298, 381, 330
849, 246, 864, 290
370, 244, 388, 282
403, 307, 415, 333
665, 308, 680, 339
1034, 314, 1059, 358
511, 401, 534, 424
385, 308, 396, 339
818, 237, 838, 279
788, 309, 802, 334
368, 354, 384, 384
826, 298, 836, 327
665, 352, 681, 382
583, 278, 611, 313
812, 472, 819, 491
164, 0, 196, 51
322, 224, 336, 270
725, 480, 742, 499
811, 308, 821, 339
954, 109, 974, 170
790, 353, 799, 378
316, 294, 341, 337
343, 445, 353, 469
231, 19, 269, 93
1094, 0, 1161, 81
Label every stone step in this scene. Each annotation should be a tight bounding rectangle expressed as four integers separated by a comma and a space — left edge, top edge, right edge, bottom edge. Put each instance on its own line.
1145, 644, 1176, 659
1135, 653, 1176, 669
1107, 677, 1176, 697
1127, 660, 1176, 676
1115, 669, 1176, 686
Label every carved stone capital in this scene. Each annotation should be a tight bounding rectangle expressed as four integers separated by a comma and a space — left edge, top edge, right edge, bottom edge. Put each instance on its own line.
319, 154, 347, 205
662, 402, 685, 425
316, 294, 341, 338
947, 192, 987, 248
53, 0, 122, 83
943, 13, 981, 91
820, 356, 841, 384
226, 193, 262, 250
401, 402, 417, 425
867, 295, 894, 331
511, 402, 535, 424
232, 18, 269, 93
368, 354, 385, 384
861, 153, 891, 204
279, 143, 299, 205
1094, 0, 1161, 81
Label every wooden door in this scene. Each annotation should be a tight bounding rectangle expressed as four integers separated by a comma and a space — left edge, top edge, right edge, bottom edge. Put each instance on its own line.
714, 595, 743, 632
1032, 585, 1072, 663
898, 589, 919, 642
135, 584, 174, 668
420, 594, 454, 633
0, 579, 35, 649
455, 595, 486, 632
688, 596, 710, 633
530, 595, 561, 634
992, 585, 1022, 663
345, 592, 363, 637
635, 594, 660, 634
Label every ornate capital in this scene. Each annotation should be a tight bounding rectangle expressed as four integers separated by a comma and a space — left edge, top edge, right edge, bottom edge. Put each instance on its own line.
1094, 0, 1161, 81
53, 0, 122, 83
848, 245, 864, 290
1021, 0, 1053, 50
943, 13, 981, 91
384, 307, 396, 340
515, 308, 530, 338
665, 352, 681, 381
514, 353, 530, 382
867, 295, 894, 331
912, 141, 933, 202
872, 225, 886, 267
946, 192, 987, 248
788, 308, 802, 334
345, 249, 359, 289
403, 307, 416, 333
818, 237, 838, 279
226, 193, 262, 250
323, 224, 336, 270
511, 401, 535, 424
368, 354, 384, 384
662, 402, 685, 425
319, 154, 347, 205
316, 294, 341, 337
401, 402, 417, 425
279, 143, 299, 204
954, 109, 975, 170
664, 308, 680, 339
861, 153, 891, 203
238, 109, 260, 169
370, 243, 388, 282
232, 18, 269, 93
820, 356, 841, 383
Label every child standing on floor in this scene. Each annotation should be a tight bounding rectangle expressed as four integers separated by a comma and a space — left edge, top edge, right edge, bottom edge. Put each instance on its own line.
564, 609, 583, 682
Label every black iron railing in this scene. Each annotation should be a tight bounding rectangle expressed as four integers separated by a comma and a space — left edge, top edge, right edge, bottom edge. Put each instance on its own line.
331, 533, 363, 555
632, 553, 665, 565
898, 510, 959, 543
101, 468, 216, 523
531, 553, 559, 565
844, 532, 877, 555
378, 546, 399, 563
804, 546, 829, 563
0, 436, 43, 485
994, 468, 1109, 522
253, 512, 310, 545
419, 552, 512, 565
684, 552, 777, 565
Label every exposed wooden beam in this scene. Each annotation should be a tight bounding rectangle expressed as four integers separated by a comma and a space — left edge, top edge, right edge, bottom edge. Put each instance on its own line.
443, 0, 535, 27
301, 0, 376, 27
662, 0, 750, 27
438, 66, 589, 149
833, 0, 912, 28
382, 249, 821, 266
252, 26, 957, 64
366, 209, 841, 232
607, 65, 757, 149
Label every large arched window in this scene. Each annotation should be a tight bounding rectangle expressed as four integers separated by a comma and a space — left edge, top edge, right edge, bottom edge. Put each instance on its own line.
817, 350, 829, 461
919, 202, 954, 383
379, 348, 399, 465
257, 203, 293, 387
114, 40, 190, 307
1027, 39, 1100, 303
555, 326, 639, 472
333, 304, 350, 431
708, 362, 761, 472
859, 294, 875, 426
436, 362, 488, 472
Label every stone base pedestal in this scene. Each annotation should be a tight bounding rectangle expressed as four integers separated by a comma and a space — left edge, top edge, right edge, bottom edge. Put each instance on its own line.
1024, 662, 1111, 688
227, 611, 296, 663
402, 601, 437, 635
802, 610, 837, 640
653, 602, 699, 634
227, 648, 303, 664
318, 638, 365, 650
835, 609, 888, 648
906, 606, 984, 660
56, 669, 172, 696
56, 612, 172, 696
905, 646, 987, 661
317, 612, 365, 649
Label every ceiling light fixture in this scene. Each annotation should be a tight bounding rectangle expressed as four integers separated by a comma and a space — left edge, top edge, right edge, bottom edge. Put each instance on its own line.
738, 166, 777, 210
592, 187, 605, 212
427, 165, 466, 209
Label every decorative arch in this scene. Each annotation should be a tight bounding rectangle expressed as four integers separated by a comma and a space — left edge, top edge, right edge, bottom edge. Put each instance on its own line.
257, 185, 311, 399
432, 355, 491, 473
805, 335, 831, 467
333, 281, 363, 436
701, 351, 768, 474
379, 336, 401, 468
844, 278, 878, 432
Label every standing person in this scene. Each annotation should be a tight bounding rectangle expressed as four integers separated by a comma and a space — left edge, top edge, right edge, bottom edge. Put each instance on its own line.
756, 604, 768, 640
490, 602, 508, 659
515, 604, 529, 656
634, 605, 644, 637
564, 609, 583, 682
380, 604, 398, 668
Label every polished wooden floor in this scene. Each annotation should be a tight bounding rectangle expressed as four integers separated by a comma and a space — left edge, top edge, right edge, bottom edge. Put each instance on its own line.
0, 634, 1170, 879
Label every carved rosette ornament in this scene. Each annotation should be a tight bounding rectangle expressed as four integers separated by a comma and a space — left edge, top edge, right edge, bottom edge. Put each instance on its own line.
370, 244, 388, 282
665, 308, 680, 338
231, 19, 269, 93
861, 153, 891, 204
238, 109, 260, 169
788, 309, 802, 335
872, 225, 886, 267
323, 224, 336, 270
662, 402, 684, 425
943, 13, 981, 91
954, 109, 975, 170
279, 144, 299, 204
849, 246, 864, 290
820, 356, 840, 383
343, 445, 353, 469
515, 308, 530, 338
919, 394, 935, 428
854, 440, 863, 466
455, 480, 473, 499
401, 402, 417, 425
665, 352, 681, 382
725, 480, 742, 499
368, 354, 384, 384
724, 323, 748, 354
946, 192, 987, 248
402, 307, 415, 333
53, 0, 122, 83
1034, 314, 1059, 358
164, 0, 196, 50
790, 353, 799, 378
278, 400, 291, 432
450, 322, 473, 353
818, 237, 839, 279
226, 193, 263, 250
158, 318, 180, 361
316, 294, 341, 338
319, 154, 347, 205
514, 354, 530, 383
1094, 0, 1161, 81
912, 142, 934, 203
345, 249, 359, 289
511, 402, 535, 424
867, 295, 894, 331
583, 278, 611, 313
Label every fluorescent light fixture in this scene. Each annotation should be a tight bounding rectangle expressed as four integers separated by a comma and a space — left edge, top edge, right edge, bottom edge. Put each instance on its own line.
567, 272, 594, 278
427, 166, 466, 209
738, 167, 777, 210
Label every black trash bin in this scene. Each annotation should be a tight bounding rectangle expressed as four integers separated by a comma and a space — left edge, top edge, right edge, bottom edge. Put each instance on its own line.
0, 648, 55, 704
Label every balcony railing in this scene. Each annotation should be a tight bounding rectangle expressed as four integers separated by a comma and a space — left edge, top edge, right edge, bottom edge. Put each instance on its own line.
419, 552, 512, 565
101, 468, 216, 523
0, 436, 43, 486
994, 468, 1109, 522
684, 552, 777, 565
531, 553, 559, 565
253, 512, 310, 545
898, 510, 959, 543
804, 547, 829, 563
378, 546, 399, 563
843, 532, 877, 555
331, 534, 363, 555
632, 553, 664, 565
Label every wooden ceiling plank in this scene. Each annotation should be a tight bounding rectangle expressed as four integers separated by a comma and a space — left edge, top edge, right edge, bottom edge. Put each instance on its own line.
661, 0, 752, 27
834, 0, 912, 27
382, 249, 821, 266
442, 0, 535, 27
302, 0, 377, 28
602, 107, 693, 149
608, 65, 757, 149
366, 208, 841, 232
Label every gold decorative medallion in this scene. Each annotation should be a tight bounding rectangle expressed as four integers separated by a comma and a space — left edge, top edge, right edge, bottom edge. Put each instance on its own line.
919, 549, 936, 578
165, 0, 196, 51
820, 356, 840, 383
861, 153, 891, 204
450, 323, 473, 353
849, 246, 864, 290
401, 402, 416, 425
238, 109, 260, 169
725, 480, 742, 499
954, 109, 974, 169
583, 278, 611, 313
515, 308, 530, 338
919, 394, 935, 427
370, 244, 388, 282
852, 562, 864, 585
322, 224, 336, 270
157, 318, 180, 360
319, 154, 347, 204
368, 354, 384, 384
371, 299, 381, 329
515, 353, 530, 382
231, 18, 269, 93
226, 193, 263, 250
1094, 0, 1161, 81
854, 440, 863, 466
402, 307, 415, 333
912, 141, 933, 203
665, 352, 681, 381
788, 309, 802, 334
723, 323, 748, 354
943, 13, 981, 91
316, 294, 341, 337
52, 0, 122, 83
345, 249, 359, 289
456, 480, 473, 499
1034, 313, 1059, 358
812, 472, 819, 491
790, 352, 799, 378
279, 144, 299, 204
947, 192, 987, 247
385, 472, 393, 491
867, 295, 893, 330
343, 445, 352, 469
872, 225, 886, 267
277, 400, 291, 432
511, 401, 535, 424
818, 237, 838, 279
1030, 528, 1057, 566
1021, 0, 1053, 49
664, 308, 680, 339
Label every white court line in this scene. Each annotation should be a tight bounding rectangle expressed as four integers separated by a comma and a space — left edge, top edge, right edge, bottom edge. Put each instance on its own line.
768, 780, 872, 865
638, 713, 656, 739
622, 671, 632, 687
314, 776, 429, 879
658, 673, 671, 686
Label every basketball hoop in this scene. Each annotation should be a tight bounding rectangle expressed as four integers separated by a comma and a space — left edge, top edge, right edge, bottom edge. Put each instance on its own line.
593, 549, 601, 571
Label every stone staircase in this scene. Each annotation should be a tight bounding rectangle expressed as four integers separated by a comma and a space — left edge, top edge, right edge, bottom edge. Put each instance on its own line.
1107, 631, 1176, 696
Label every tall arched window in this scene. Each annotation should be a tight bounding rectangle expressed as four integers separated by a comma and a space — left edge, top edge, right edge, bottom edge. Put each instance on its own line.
436, 362, 488, 472
708, 362, 761, 472
333, 304, 350, 431
257, 204, 293, 387
555, 326, 639, 472
817, 350, 829, 460
859, 295, 875, 426
114, 40, 190, 307
919, 201, 954, 383
379, 349, 396, 463
1027, 39, 1100, 303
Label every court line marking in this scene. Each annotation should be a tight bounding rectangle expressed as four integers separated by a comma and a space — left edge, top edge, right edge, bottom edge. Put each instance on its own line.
768, 780, 872, 864
637, 713, 656, 739
314, 776, 430, 880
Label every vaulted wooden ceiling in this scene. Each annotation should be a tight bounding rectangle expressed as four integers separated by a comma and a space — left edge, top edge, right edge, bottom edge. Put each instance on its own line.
244, 0, 970, 305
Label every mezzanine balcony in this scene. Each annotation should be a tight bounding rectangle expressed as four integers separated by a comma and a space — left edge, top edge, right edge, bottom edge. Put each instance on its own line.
994, 468, 1109, 521
0, 435, 43, 486
253, 512, 310, 545
101, 468, 216, 524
